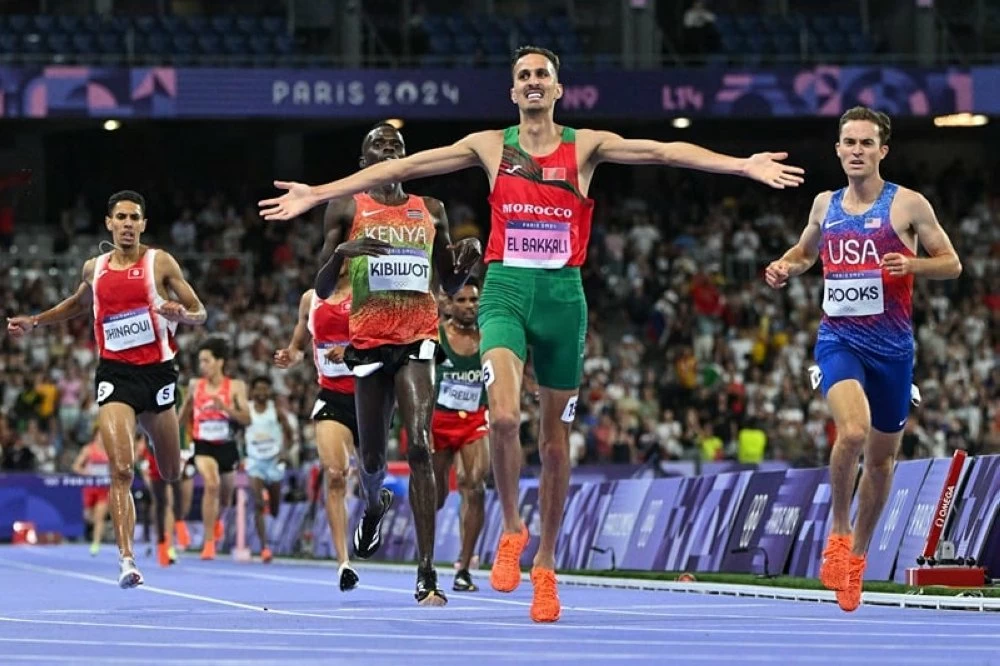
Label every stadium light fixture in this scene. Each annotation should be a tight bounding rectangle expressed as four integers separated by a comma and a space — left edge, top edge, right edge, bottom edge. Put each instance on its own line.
933, 113, 988, 127
672, 117, 691, 129
103, 120, 121, 131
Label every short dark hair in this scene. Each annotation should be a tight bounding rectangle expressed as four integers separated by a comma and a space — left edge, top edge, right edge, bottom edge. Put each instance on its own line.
198, 337, 230, 362
511, 45, 560, 76
107, 190, 146, 217
251, 375, 271, 389
457, 275, 480, 291
838, 106, 891, 145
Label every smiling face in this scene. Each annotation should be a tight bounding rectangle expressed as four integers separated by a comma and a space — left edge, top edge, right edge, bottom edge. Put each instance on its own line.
836, 120, 888, 179
510, 52, 562, 115
360, 125, 406, 169
105, 200, 146, 249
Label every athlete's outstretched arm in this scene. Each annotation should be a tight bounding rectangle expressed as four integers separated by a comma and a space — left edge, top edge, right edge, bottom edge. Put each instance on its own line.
586, 130, 805, 189
274, 290, 312, 369
883, 191, 962, 279
764, 192, 829, 289
6, 259, 96, 337
260, 132, 489, 221
314, 198, 355, 299
428, 197, 481, 296
157, 252, 207, 325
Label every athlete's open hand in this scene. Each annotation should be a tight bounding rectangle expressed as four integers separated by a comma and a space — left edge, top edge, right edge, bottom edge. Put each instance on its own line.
882, 253, 914, 276
156, 301, 190, 322
764, 260, 791, 288
6, 316, 35, 339
273, 347, 303, 369
450, 238, 482, 273
325, 345, 346, 364
335, 237, 393, 258
744, 152, 805, 189
259, 181, 319, 221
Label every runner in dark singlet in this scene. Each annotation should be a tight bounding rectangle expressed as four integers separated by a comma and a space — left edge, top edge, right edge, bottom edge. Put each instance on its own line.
260, 47, 801, 621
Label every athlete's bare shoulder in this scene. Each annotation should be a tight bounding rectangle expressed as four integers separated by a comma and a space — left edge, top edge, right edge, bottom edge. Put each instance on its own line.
807, 190, 835, 225
459, 129, 504, 151
891, 185, 929, 211
421, 196, 446, 219
81, 257, 98, 285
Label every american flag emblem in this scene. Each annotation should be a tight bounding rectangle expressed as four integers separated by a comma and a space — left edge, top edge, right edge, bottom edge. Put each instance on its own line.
127, 267, 144, 279
406, 209, 423, 219
542, 167, 566, 181
864, 218, 882, 229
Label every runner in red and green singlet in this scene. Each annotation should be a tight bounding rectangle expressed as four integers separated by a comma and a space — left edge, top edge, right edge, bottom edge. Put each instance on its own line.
311, 123, 481, 606
261, 47, 804, 622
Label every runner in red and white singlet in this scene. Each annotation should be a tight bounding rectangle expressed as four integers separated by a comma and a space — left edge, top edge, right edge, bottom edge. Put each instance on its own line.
72, 433, 111, 557
274, 263, 361, 591
9, 190, 206, 588
260, 46, 802, 622
177, 337, 250, 561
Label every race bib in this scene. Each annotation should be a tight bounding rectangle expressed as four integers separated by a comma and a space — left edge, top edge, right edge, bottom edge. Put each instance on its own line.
823, 271, 884, 317
503, 221, 571, 269
198, 419, 231, 442
437, 378, 482, 412
368, 248, 431, 292
102, 308, 155, 352
87, 463, 110, 476
247, 433, 280, 459
317, 342, 351, 377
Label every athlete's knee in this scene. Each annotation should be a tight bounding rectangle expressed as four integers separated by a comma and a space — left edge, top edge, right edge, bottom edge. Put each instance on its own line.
537, 436, 570, 469
489, 410, 520, 441
327, 468, 348, 495
109, 458, 134, 485
836, 423, 869, 452
458, 473, 486, 500
158, 458, 181, 483
202, 477, 220, 495
863, 454, 894, 478
407, 440, 432, 468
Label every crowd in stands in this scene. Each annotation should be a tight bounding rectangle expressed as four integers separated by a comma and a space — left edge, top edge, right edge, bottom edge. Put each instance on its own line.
1, 163, 997, 476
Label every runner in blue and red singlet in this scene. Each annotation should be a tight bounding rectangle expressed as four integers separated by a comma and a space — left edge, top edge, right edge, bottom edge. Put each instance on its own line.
765, 106, 961, 612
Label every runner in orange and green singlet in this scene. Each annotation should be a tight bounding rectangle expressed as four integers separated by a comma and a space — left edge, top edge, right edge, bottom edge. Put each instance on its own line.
261, 47, 804, 622
311, 123, 481, 606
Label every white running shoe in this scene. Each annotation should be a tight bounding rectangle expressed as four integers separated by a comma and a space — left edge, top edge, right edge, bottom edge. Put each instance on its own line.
118, 557, 144, 589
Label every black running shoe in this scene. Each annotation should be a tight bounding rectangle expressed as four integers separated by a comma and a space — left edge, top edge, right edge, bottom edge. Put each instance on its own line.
353, 488, 393, 559
339, 562, 359, 592
453, 568, 479, 592
415, 566, 448, 605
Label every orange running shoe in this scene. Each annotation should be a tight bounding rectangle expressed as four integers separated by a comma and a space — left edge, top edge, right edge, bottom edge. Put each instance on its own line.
200, 541, 216, 560
819, 533, 852, 591
489, 524, 529, 593
530, 567, 561, 623
836, 553, 867, 612
175, 520, 191, 549
157, 542, 171, 568
261, 547, 273, 564
214, 519, 224, 542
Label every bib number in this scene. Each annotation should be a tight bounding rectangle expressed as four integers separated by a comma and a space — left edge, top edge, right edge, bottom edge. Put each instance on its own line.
503, 221, 571, 269
102, 308, 155, 352
199, 419, 231, 442
823, 271, 884, 317
317, 342, 351, 378
368, 248, 430, 292
247, 434, 280, 459
437, 378, 482, 412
